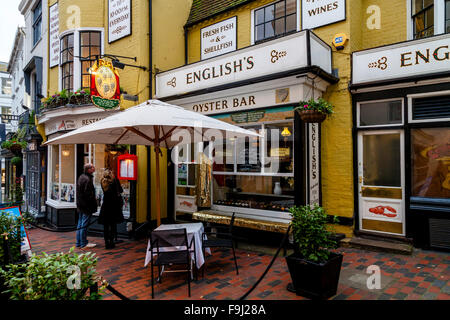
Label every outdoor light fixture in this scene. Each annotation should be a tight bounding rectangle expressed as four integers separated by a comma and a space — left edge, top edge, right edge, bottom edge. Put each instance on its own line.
281, 127, 291, 137
110, 150, 118, 155
62, 150, 70, 157
112, 59, 125, 70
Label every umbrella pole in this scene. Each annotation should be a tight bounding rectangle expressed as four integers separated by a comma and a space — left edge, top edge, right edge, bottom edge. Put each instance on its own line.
155, 145, 161, 227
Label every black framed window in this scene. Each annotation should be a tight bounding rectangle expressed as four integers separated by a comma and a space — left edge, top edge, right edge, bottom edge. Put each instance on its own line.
412, 0, 434, 39
32, 1, 42, 46
446, 0, 450, 33
80, 31, 101, 90
60, 34, 74, 92
254, 0, 296, 43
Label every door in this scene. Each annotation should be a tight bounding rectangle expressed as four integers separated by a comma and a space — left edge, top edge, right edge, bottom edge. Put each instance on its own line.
358, 130, 405, 236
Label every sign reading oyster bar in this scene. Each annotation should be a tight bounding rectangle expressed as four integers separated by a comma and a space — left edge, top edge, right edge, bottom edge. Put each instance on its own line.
201, 17, 237, 60
352, 33, 450, 85
302, 0, 346, 29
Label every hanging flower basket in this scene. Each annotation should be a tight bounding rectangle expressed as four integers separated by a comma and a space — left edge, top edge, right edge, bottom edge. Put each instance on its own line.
298, 110, 327, 123
295, 98, 334, 123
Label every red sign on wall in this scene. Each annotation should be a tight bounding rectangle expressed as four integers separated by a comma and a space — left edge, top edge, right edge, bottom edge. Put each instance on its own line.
117, 153, 137, 180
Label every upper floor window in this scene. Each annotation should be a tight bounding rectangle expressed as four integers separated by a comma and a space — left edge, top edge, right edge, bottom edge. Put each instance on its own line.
1, 77, 12, 95
33, 1, 42, 46
446, 0, 450, 32
80, 31, 101, 90
254, 0, 297, 43
60, 34, 74, 91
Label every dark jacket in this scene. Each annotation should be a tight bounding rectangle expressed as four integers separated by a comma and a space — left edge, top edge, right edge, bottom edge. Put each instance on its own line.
76, 173, 97, 214
98, 178, 124, 225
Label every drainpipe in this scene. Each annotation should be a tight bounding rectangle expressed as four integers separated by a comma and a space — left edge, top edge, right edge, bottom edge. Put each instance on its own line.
147, 0, 153, 228
184, 26, 188, 65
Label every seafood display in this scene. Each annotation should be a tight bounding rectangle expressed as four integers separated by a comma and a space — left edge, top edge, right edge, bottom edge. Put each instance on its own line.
369, 205, 397, 218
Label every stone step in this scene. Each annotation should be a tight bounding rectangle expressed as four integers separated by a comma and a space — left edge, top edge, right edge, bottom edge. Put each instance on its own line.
341, 236, 414, 255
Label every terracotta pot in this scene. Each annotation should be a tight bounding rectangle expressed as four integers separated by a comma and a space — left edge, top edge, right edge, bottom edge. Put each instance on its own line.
298, 110, 327, 123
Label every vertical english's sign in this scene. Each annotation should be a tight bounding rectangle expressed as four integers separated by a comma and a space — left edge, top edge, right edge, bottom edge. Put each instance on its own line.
49, 3, 59, 68
302, 0, 346, 29
108, 0, 131, 43
201, 17, 237, 60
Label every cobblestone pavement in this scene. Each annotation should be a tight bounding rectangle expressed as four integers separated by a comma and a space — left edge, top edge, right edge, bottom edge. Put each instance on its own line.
25, 227, 450, 300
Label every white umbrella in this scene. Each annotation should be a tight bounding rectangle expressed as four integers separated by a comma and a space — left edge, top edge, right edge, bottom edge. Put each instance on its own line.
44, 99, 260, 226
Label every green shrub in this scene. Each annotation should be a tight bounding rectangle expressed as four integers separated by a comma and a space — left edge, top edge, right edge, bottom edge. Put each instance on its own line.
0, 248, 104, 300
0, 210, 30, 266
289, 204, 339, 263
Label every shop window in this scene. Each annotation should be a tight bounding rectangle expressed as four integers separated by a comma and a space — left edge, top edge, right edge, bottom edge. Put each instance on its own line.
411, 127, 450, 199
90, 144, 131, 218
80, 31, 101, 90
358, 100, 403, 127
32, 1, 42, 46
212, 121, 294, 212
254, 0, 297, 43
412, 0, 434, 39
49, 144, 75, 203
362, 134, 401, 187
60, 34, 74, 91
1, 77, 12, 95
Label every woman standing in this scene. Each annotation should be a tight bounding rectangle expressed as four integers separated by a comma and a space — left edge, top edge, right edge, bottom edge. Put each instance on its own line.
99, 169, 124, 249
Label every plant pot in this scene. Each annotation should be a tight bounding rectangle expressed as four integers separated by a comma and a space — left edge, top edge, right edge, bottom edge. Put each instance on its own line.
285, 252, 343, 300
9, 144, 22, 155
298, 110, 327, 123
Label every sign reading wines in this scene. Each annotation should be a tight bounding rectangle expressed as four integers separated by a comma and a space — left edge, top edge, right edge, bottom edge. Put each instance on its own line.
302, 0, 346, 30
89, 59, 121, 110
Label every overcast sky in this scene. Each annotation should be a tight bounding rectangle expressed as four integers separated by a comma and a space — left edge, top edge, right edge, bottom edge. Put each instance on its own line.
0, 0, 25, 63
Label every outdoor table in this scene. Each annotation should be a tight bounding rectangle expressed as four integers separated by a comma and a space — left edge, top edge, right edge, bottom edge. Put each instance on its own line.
144, 222, 211, 270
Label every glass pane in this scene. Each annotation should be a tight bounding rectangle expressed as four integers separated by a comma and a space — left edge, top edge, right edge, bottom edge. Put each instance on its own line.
68, 34, 74, 48
275, 1, 285, 18
60, 145, 75, 203
447, 20, 450, 34
424, 0, 434, 9
265, 5, 274, 21
91, 32, 100, 46
414, 13, 425, 36
447, 0, 450, 19
426, 7, 434, 28
82, 61, 91, 73
286, 0, 296, 15
188, 164, 196, 185
363, 134, 401, 187
359, 100, 402, 126
286, 14, 297, 32
413, 0, 423, 14
212, 174, 294, 212
81, 46, 90, 58
82, 75, 90, 89
411, 128, 450, 199
67, 48, 73, 61
255, 25, 264, 41
237, 126, 261, 173
264, 21, 275, 38
90, 46, 100, 58
212, 140, 234, 172
81, 32, 90, 46
51, 145, 59, 201
265, 122, 294, 174
255, 8, 265, 25
275, 18, 285, 35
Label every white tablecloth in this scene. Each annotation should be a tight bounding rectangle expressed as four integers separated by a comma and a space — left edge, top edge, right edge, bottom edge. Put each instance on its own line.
144, 222, 210, 269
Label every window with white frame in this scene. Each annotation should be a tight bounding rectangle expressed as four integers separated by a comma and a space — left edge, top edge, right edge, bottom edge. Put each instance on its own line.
412, 0, 434, 39
49, 144, 76, 203
60, 34, 74, 91
80, 31, 101, 90
254, 0, 297, 43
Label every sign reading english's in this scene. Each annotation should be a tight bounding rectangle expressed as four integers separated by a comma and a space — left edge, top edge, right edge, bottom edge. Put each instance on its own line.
302, 0, 346, 30
156, 31, 332, 98
201, 17, 237, 60
352, 33, 450, 85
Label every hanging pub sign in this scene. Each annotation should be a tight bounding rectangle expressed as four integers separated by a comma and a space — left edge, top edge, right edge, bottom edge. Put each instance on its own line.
117, 153, 137, 180
89, 59, 121, 110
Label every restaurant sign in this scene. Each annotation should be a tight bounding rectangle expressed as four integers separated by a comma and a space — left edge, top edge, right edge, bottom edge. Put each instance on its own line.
156, 31, 331, 98
352, 33, 450, 85
89, 59, 121, 110
108, 0, 131, 43
309, 123, 320, 206
201, 17, 237, 60
45, 114, 114, 135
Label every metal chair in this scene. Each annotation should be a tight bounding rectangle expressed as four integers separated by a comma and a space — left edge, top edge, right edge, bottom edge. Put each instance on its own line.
202, 212, 239, 275
149, 228, 196, 298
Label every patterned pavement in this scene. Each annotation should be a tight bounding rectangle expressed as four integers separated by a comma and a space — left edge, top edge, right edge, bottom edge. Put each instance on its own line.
23, 227, 450, 300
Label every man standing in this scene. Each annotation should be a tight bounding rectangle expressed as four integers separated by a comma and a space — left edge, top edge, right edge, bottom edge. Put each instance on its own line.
76, 163, 98, 249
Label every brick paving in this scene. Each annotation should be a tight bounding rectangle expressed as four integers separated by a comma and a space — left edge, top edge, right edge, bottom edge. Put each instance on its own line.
24, 227, 450, 300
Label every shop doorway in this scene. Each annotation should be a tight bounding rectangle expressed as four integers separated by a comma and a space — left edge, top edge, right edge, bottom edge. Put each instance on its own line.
357, 130, 405, 236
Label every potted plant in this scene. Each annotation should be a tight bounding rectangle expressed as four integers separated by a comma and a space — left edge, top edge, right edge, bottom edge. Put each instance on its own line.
0, 247, 104, 300
1, 139, 27, 155
286, 204, 342, 300
295, 98, 334, 123
11, 156, 22, 166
